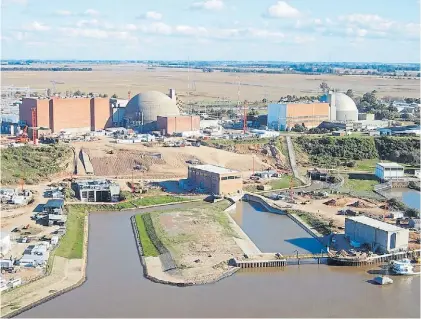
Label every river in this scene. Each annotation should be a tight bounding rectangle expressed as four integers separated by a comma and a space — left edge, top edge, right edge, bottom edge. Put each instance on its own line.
18, 201, 420, 318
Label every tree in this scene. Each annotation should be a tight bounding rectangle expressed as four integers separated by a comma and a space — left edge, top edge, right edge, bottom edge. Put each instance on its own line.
111, 93, 118, 98
345, 89, 354, 98
74, 90, 82, 96
103, 93, 108, 98
291, 123, 306, 132
46, 88, 51, 97
262, 98, 267, 103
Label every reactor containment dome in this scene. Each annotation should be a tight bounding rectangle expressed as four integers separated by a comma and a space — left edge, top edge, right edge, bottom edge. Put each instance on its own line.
328, 92, 359, 122
124, 91, 180, 128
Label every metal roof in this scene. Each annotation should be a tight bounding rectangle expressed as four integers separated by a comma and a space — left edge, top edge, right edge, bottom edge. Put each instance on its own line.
190, 164, 239, 175
346, 216, 407, 232
44, 199, 64, 208
376, 162, 404, 169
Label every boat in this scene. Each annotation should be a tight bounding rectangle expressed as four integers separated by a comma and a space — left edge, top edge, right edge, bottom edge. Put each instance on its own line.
373, 276, 393, 285
389, 259, 421, 275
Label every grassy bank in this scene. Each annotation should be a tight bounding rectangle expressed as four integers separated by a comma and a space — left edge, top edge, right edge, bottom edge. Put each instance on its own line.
245, 176, 302, 192
1, 144, 73, 185
290, 210, 332, 236
135, 214, 159, 257
55, 206, 86, 259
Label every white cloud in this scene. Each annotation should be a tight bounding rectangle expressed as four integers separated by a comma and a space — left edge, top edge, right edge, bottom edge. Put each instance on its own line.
25, 41, 47, 47
59, 27, 137, 41
56, 10, 72, 16
23, 21, 50, 31
293, 35, 316, 44
190, 0, 224, 11
136, 11, 163, 20
76, 19, 99, 27
125, 24, 137, 31
2, 0, 27, 6
146, 11, 162, 20
84, 9, 100, 16
138, 22, 172, 35
265, 1, 301, 18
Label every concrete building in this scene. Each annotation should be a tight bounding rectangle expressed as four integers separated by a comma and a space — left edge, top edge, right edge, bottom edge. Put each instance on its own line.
73, 179, 120, 202
327, 92, 359, 122
110, 99, 128, 127
157, 115, 200, 135
358, 113, 375, 121
267, 102, 330, 131
124, 90, 180, 131
345, 216, 409, 253
375, 163, 405, 181
0, 232, 11, 256
20, 97, 112, 133
187, 164, 243, 196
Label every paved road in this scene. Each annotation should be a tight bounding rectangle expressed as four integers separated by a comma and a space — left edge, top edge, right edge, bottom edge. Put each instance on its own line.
285, 136, 307, 185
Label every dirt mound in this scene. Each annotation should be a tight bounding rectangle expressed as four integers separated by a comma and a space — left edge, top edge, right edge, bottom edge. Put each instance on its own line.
324, 197, 351, 207
348, 200, 373, 208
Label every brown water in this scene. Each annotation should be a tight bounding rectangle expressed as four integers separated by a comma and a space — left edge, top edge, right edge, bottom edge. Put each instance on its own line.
18, 202, 420, 318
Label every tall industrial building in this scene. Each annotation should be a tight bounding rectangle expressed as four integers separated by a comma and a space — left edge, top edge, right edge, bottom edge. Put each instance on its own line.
20, 97, 112, 133
267, 91, 359, 131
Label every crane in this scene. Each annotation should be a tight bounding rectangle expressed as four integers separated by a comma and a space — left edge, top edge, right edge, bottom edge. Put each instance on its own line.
50, 81, 64, 95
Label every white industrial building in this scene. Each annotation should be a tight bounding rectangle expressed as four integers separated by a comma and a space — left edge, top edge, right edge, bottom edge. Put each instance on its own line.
327, 92, 359, 122
375, 162, 405, 181
345, 216, 409, 254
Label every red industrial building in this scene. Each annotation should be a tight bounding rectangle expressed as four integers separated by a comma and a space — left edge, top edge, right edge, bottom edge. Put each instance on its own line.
157, 115, 200, 135
20, 98, 112, 133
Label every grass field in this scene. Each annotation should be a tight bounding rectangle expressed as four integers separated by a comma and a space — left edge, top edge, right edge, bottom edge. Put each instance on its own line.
245, 176, 302, 192
55, 206, 86, 259
0, 145, 73, 185
135, 214, 159, 257
3, 66, 419, 101
343, 174, 379, 192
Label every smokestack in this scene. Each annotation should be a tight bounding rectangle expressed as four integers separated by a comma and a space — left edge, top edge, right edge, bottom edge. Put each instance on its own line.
169, 88, 176, 101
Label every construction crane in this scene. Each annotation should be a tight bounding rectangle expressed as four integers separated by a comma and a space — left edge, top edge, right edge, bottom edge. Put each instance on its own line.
50, 81, 64, 95
15, 125, 29, 144
243, 100, 249, 135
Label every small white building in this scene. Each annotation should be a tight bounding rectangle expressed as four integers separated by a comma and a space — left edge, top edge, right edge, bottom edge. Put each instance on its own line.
0, 232, 11, 256
375, 162, 405, 181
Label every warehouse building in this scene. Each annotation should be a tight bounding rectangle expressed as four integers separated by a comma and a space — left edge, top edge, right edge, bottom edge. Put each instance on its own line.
157, 115, 200, 135
267, 102, 330, 131
345, 216, 409, 253
73, 179, 120, 202
20, 97, 112, 133
375, 162, 405, 181
187, 164, 243, 196
267, 91, 359, 131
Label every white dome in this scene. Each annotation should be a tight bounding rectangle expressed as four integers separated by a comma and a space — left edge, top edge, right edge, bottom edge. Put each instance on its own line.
334, 93, 358, 121
125, 91, 179, 124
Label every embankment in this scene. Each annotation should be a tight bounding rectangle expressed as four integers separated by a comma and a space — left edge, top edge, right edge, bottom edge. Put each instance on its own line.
131, 215, 240, 286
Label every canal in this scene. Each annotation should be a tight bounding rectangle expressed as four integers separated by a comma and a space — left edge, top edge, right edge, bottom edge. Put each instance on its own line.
18, 201, 420, 318
231, 201, 326, 254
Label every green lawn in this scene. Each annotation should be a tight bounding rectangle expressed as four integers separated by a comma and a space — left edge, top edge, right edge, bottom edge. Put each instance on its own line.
55, 206, 86, 259
131, 195, 190, 207
354, 159, 383, 172
135, 214, 159, 257
343, 176, 379, 192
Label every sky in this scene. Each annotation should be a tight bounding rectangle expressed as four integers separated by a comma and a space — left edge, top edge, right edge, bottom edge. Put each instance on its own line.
1, 0, 420, 62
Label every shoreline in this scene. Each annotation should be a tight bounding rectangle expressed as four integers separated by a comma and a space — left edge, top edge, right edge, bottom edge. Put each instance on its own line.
1, 215, 89, 319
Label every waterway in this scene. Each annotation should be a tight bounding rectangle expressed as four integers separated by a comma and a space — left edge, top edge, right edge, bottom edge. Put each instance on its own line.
18, 201, 420, 318
231, 201, 325, 254
384, 188, 421, 210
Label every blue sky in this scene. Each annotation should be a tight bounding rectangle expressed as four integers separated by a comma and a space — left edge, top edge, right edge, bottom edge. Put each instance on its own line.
1, 0, 420, 62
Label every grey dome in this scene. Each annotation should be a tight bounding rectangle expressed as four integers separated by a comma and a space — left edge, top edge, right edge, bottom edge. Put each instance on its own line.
334, 93, 358, 122
124, 91, 179, 124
